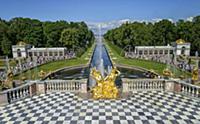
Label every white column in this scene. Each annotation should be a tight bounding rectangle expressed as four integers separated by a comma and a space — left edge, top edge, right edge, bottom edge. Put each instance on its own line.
52, 51, 55, 57
47, 50, 49, 57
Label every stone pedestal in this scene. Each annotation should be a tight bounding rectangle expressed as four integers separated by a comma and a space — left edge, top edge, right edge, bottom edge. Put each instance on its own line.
165, 81, 174, 92
0, 93, 8, 105
36, 82, 46, 95
81, 81, 87, 93
122, 81, 129, 93
174, 82, 182, 93
29, 83, 37, 96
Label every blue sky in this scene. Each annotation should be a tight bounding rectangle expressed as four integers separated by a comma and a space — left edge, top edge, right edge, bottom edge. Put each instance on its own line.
0, 0, 200, 22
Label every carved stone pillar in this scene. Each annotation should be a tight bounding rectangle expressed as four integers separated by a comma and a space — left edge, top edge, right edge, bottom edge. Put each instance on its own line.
122, 79, 129, 92
81, 80, 87, 93
174, 82, 182, 93
36, 82, 46, 95
165, 80, 174, 92
0, 93, 8, 105
29, 83, 37, 96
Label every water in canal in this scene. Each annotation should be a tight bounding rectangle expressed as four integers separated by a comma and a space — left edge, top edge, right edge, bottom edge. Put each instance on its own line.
47, 25, 149, 88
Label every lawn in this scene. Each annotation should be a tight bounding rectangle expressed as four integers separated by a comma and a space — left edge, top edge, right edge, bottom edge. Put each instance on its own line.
14, 44, 95, 80
105, 41, 191, 78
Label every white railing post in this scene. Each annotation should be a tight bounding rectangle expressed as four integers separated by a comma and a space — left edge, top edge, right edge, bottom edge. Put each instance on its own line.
36, 81, 46, 95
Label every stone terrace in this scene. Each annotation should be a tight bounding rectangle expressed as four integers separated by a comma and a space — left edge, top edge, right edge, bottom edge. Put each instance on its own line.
0, 91, 200, 124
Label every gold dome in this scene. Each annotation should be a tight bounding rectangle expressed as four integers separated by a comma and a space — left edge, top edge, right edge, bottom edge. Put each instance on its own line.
17, 41, 26, 46
176, 39, 185, 44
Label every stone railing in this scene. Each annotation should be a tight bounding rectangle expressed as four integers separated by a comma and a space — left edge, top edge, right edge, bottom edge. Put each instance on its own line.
122, 78, 200, 98
0, 81, 37, 104
45, 80, 87, 92
172, 80, 200, 98
36, 79, 87, 94
0, 79, 87, 105
122, 78, 165, 92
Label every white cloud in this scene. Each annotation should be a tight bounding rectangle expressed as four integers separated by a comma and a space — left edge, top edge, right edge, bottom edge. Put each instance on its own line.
86, 16, 194, 34
152, 18, 163, 23
186, 16, 194, 22
151, 18, 174, 23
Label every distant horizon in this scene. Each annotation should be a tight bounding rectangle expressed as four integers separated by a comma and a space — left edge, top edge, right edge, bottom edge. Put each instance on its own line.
0, 15, 198, 23
0, 0, 200, 23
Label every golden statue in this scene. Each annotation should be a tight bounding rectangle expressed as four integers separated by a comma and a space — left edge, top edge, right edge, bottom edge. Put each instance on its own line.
163, 68, 173, 77
21, 76, 27, 81
192, 67, 198, 81
3, 69, 14, 88
90, 67, 120, 99
38, 70, 46, 79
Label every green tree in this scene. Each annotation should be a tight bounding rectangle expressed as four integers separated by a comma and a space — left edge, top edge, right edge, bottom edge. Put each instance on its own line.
43, 21, 69, 47
151, 20, 176, 45
9, 17, 44, 46
1, 34, 12, 55
176, 20, 193, 41
0, 19, 12, 56
59, 28, 80, 49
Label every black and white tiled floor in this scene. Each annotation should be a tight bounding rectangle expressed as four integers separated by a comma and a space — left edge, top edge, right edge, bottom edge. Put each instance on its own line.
0, 91, 200, 124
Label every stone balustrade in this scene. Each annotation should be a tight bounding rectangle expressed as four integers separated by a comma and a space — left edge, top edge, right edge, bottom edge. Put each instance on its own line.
122, 78, 200, 98
122, 78, 165, 92
1, 78, 199, 105
0, 81, 36, 104
45, 80, 87, 93
174, 80, 200, 97
0, 79, 87, 105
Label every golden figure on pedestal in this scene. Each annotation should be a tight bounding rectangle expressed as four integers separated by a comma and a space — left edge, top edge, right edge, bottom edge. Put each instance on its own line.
192, 67, 198, 81
39, 70, 46, 79
4, 69, 14, 88
90, 67, 120, 99
163, 68, 173, 77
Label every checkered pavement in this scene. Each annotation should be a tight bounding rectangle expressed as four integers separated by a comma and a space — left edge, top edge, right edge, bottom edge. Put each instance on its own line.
0, 91, 200, 124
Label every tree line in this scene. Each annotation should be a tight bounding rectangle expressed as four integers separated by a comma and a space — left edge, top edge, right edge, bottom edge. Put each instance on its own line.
0, 17, 95, 57
104, 16, 200, 56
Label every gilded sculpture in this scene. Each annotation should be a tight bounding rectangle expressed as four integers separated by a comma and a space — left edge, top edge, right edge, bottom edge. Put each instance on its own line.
163, 68, 173, 77
90, 67, 120, 99
39, 70, 46, 79
192, 66, 198, 81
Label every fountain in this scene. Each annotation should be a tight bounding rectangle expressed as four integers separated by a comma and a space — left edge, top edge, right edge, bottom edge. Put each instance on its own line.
89, 24, 113, 88
47, 24, 149, 87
